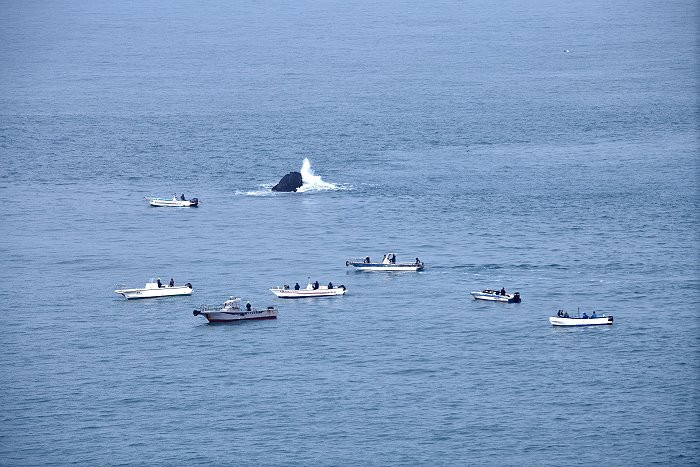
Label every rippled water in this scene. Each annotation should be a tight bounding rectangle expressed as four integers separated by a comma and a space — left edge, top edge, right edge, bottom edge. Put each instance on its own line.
1, 0, 698, 464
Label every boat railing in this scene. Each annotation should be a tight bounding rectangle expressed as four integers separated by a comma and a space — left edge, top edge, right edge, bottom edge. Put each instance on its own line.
196, 303, 239, 312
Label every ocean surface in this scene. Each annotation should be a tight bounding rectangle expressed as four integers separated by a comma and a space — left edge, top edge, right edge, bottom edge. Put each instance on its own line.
1, 0, 698, 464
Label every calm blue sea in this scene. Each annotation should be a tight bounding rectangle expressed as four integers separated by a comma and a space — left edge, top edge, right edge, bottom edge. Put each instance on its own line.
1, 0, 698, 464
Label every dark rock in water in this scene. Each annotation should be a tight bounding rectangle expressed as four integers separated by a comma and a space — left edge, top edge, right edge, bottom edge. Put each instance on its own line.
272, 171, 303, 192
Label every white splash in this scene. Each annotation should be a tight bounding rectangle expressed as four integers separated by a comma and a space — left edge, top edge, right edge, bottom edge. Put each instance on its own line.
237, 158, 350, 196
297, 158, 338, 192
236, 184, 275, 196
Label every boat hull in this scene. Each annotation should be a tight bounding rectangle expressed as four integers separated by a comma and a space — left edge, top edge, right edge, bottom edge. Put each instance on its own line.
549, 316, 613, 326
115, 286, 193, 299
147, 197, 198, 207
347, 262, 423, 271
198, 309, 278, 323
470, 292, 521, 303
270, 287, 347, 298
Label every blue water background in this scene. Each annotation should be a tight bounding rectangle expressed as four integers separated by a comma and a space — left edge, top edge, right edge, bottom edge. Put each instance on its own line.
1, 0, 698, 464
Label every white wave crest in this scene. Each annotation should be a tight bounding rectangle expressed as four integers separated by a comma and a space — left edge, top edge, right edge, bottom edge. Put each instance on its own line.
297, 158, 337, 192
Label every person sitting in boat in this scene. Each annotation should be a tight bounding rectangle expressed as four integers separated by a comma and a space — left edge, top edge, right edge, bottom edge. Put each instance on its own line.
328, 282, 333, 289
313, 280, 320, 290
563, 311, 569, 318
500, 287, 506, 295
284, 284, 289, 290
180, 194, 186, 201
415, 258, 421, 265
591, 311, 597, 318
169, 278, 174, 287
582, 312, 588, 319
557, 310, 563, 317
364, 256, 371, 263
294, 282, 300, 290
157, 278, 162, 288
246, 302, 252, 311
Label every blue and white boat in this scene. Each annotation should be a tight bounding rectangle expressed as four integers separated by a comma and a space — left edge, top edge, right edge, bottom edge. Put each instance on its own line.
146, 195, 199, 207
346, 253, 424, 271
470, 289, 521, 303
270, 279, 347, 298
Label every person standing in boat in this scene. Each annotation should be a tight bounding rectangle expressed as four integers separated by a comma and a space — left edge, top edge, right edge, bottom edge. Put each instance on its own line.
328, 282, 333, 289
294, 282, 300, 290
169, 278, 174, 287
500, 287, 506, 295
157, 278, 162, 288
313, 280, 319, 290
246, 302, 252, 311
390, 254, 396, 264
180, 194, 186, 201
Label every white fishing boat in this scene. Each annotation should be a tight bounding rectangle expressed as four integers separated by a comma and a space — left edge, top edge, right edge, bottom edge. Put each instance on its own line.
270, 279, 347, 298
193, 297, 277, 323
146, 195, 199, 207
115, 280, 193, 299
346, 253, 424, 271
549, 310, 613, 327
470, 289, 521, 303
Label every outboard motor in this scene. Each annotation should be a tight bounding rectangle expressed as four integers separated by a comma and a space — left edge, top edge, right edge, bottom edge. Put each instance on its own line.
190, 198, 198, 206
193, 309, 201, 316
512, 292, 521, 303
185, 282, 193, 289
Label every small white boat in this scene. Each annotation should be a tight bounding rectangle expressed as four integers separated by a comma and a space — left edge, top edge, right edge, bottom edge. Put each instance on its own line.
470, 289, 521, 303
146, 195, 199, 207
346, 253, 424, 271
115, 280, 193, 299
193, 297, 277, 323
549, 310, 613, 327
270, 279, 347, 298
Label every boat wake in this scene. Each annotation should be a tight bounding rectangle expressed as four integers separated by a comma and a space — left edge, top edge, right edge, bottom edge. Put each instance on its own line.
238, 158, 350, 196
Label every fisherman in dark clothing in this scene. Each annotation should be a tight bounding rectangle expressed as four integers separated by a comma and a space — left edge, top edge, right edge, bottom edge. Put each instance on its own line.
157, 278, 162, 288
313, 280, 319, 290
391, 254, 396, 264
415, 258, 420, 265
294, 283, 300, 290
500, 287, 506, 295
246, 302, 252, 311
169, 278, 174, 287
364, 256, 370, 263
180, 194, 186, 201
328, 282, 333, 289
